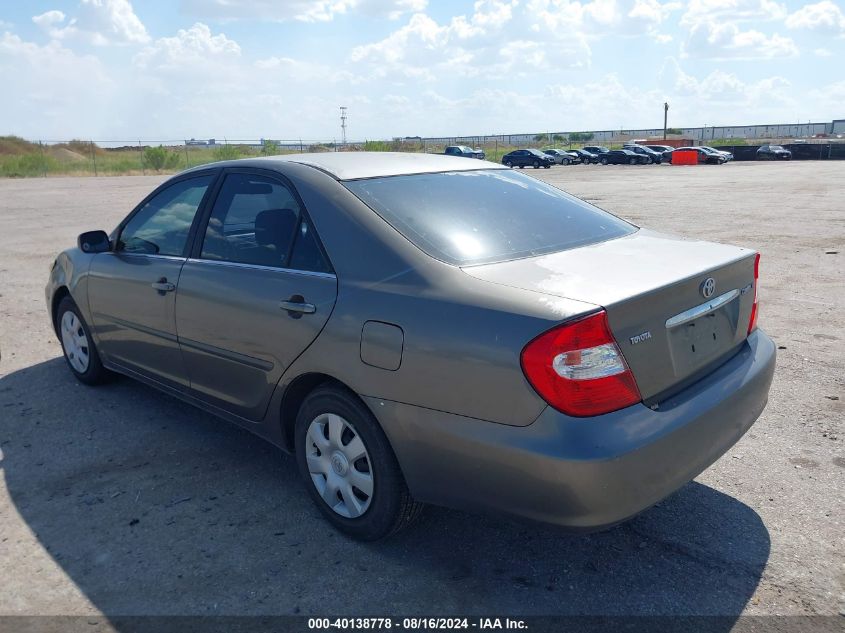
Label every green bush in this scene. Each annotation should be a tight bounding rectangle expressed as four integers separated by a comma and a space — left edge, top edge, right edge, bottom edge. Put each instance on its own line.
214, 144, 242, 161
261, 140, 280, 156
143, 145, 179, 171
0, 153, 58, 177
363, 140, 392, 152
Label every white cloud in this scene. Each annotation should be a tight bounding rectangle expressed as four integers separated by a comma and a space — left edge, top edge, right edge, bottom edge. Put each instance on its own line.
680, 0, 788, 27
660, 57, 791, 108
350, 2, 592, 78
785, 1, 845, 34
0, 32, 116, 137
179, 0, 427, 22
683, 20, 798, 59
813, 47, 833, 56
33, 0, 149, 45
525, 0, 680, 35
32, 10, 67, 28
134, 23, 240, 70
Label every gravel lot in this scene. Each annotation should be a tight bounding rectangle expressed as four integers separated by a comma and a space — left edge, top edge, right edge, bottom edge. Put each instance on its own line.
0, 162, 842, 620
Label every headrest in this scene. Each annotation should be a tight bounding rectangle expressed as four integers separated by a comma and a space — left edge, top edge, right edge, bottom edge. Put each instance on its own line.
255, 208, 297, 247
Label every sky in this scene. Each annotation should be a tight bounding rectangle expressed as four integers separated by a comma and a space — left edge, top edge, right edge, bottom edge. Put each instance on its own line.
0, 0, 842, 141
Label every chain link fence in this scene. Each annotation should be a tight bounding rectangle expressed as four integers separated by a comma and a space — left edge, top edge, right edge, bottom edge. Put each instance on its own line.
2, 134, 843, 177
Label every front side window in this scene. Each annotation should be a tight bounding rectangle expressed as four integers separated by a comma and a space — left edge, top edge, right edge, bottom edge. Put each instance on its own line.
344, 170, 636, 266
119, 175, 213, 256
201, 172, 331, 272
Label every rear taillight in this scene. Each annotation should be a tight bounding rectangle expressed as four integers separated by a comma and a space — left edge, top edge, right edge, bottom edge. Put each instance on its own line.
747, 252, 760, 335
520, 310, 642, 417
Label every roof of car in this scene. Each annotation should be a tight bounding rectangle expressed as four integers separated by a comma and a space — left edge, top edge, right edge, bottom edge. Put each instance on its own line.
242, 152, 506, 180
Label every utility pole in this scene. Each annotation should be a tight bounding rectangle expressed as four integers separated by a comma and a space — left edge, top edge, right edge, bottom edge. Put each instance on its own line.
663, 102, 669, 140
340, 106, 348, 146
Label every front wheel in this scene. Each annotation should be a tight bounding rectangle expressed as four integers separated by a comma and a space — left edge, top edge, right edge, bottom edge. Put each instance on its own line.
533, 160, 540, 169
56, 296, 110, 385
600, 157, 608, 165
504, 160, 513, 168
295, 386, 424, 540
629, 158, 637, 165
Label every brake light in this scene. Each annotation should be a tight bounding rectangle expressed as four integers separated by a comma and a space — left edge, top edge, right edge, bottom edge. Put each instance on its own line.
520, 311, 642, 417
747, 253, 760, 335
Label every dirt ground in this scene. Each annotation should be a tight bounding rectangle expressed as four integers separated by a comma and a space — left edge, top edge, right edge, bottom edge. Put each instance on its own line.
0, 161, 842, 620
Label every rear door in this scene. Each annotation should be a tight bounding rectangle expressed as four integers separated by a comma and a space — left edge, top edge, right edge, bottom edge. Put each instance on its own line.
87, 173, 216, 389
175, 168, 337, 421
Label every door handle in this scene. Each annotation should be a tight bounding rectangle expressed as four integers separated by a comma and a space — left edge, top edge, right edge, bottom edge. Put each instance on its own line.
280, 296, 316, 315
151, 278, 175, 293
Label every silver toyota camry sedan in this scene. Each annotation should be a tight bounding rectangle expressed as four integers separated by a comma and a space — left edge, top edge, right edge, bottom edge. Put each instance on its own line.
46, 153, 776, 540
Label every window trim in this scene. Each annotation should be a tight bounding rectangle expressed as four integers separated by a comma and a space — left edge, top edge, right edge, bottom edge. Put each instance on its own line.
188, 166, 334, 274
185, 257, 336, 279
113, 169, 220, 259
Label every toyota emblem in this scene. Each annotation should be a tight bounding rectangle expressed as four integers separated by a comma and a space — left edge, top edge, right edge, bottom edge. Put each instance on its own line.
700, 277, 716, 299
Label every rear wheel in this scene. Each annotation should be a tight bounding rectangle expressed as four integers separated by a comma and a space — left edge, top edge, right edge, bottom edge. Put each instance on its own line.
56, 296, 109, 385
295, 386, 423, 540
504, 160, 513, 168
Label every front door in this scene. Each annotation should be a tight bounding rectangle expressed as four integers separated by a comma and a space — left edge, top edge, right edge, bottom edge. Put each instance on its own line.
87, 174, 215, 389
175, 170, 337, 420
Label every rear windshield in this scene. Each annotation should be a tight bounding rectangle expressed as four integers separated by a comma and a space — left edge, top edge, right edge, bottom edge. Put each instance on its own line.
343, 170, 636, 266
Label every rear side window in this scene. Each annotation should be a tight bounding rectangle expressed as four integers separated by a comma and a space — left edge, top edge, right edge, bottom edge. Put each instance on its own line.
344, 170, 635, 266
201, 173, 300, 268
201, 172, 332, 273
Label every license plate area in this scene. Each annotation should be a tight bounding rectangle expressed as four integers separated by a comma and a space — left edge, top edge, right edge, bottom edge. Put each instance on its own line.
667, 297, 740, 376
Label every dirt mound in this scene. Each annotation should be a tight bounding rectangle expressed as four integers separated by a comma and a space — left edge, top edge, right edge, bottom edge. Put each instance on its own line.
49, 147, 88, 162
0, 136, 38, 155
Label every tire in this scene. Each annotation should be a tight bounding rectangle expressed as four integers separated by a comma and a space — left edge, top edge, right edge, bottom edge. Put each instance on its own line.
295, 385, 424, 541
533, 160, 540, 169
56, 296, 109, 385
544, 164, 551, 169
504, 160, 512, 168
629, 158, 637, 165
600, 157, 608, 165
519, 165, 525, 168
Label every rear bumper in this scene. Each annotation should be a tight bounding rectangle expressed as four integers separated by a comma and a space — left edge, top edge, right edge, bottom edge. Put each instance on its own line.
367, 329, 776, 529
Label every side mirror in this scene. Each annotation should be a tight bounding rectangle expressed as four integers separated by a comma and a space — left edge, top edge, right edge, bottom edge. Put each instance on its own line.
78, 230, 111, 254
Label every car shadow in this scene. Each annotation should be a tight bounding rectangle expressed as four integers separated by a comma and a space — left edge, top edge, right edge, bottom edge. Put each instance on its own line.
1, 358, 770, 622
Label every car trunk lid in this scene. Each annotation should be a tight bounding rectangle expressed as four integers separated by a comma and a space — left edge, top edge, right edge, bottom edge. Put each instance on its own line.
463, 229, 758, 402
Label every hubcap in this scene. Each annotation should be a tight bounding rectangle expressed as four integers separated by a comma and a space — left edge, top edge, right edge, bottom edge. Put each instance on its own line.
305, 413, 374, 518
60, 311, 90, 373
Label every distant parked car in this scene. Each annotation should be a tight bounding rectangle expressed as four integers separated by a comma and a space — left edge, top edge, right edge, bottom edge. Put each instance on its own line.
701, 146, 733, 162
444, 145, 485, 159
645, 145, 675, 161
543, 149, 577, 165
502, 149, 554, 169
599, 149, 645, 165
568, 148, 599, 164
624, 145, 664, 164
675, 147, 727, 165
757, 145, 792, 160
583, 146, 610, 156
